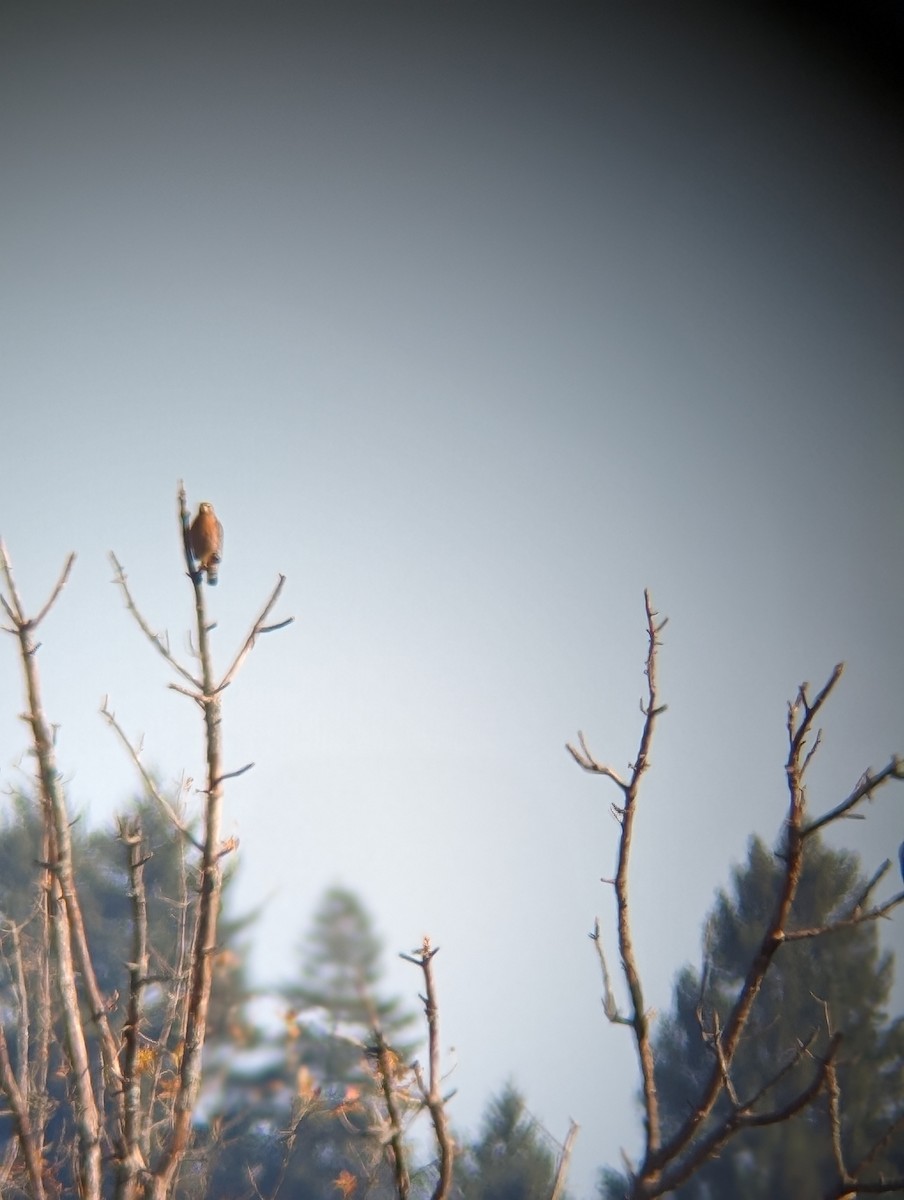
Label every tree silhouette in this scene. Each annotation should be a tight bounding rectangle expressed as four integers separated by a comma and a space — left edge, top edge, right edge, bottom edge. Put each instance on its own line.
454, 1083, 563, 1200
286, 885, 420, 1083
600, 836, 904, 1199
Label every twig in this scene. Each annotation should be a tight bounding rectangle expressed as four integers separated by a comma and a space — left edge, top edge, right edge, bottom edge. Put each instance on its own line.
1, 542, 111, 1200
371, 1027, 410, 1199
0, 1022, 46, 1200
550, 1119, 579, 1200
782, 892, 904, 940
804, 757, 904, 839
568, 590, 666, 1166
116, 818, 151, 1199
401, 938, 453, 1200
660, 1034, 842, 1196
215, 575, 292, 693
589, 918, 624, 1024
109, 552, 202, 693
100, 700, 202, 851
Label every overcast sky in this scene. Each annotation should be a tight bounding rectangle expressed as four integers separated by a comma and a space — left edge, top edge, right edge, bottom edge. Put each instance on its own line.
1, 3, 902, 1193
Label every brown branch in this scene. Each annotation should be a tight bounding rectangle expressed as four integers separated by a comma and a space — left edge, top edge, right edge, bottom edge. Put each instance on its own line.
565, 730, 629, 793
803, 756, 904, 839
116, 819, 150, 1200
1, 919, 32, 1101
789, 667, 844, 759
215, 574, 291, 693
401, 939, 453, 1200
28, 554, 77, 630
1, 542, 108, 1199
569, 590, 666, 1169
659, 1034, 841, 1197
145, 485, 291, 1199
817, 992, 904, 1200
166, 682, 205, 705
650, 665, 847, 1179
825, 1054, 848, 1188
848, 1110, 904, 1182
371, 1027, 410, 1199
144, 850, 193, 1160
589, 918, 625, 1024
109, 552, 202, 693
0, 540, 76, 632
0, 1021, 46, 1200
100, 700, 203, 851
146, 492, 224, 1200
210, 762, 254, 788
783, 891, 904, 940
550, 1120, 579, 1200
824, 1181, 904, 1198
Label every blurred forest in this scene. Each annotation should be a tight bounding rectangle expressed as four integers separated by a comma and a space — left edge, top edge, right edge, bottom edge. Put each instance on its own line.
0, 793, 901, 1198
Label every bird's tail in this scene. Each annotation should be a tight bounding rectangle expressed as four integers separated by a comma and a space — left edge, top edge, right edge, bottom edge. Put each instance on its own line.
207, 556, 220, 585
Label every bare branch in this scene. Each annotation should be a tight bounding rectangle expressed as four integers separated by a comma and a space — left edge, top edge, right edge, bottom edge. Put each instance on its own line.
402, 938, 453, 1200
788, 665, 845, 759
1, 543, 113, 1198
783, 892, 904, 941
0, 1021, 46, 1200
0, 539, 74, 630
844, 1110, 904, 1192
209, 762, 254, 788
117, 819, 151, 1198
146, 490, 225, 1200
567, 593, 668, 1173
100, 700, 203, 851
660, 1034, 841, 1196
215, 574, 292, 693
370, 1027, 410, 1199
110, 552, 202, 692
803, 756, 904, 838
589, 918, 625, 1024
565, 731, 629, 793
550, 1120, 579, 1200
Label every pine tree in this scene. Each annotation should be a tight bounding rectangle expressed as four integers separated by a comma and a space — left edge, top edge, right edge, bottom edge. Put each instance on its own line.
455, 1083, 563, 1200
286, 885, 419, 1082
600, 836, 904, 1199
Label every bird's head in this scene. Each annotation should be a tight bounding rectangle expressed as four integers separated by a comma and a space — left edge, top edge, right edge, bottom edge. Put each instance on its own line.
198, 501, 213, 514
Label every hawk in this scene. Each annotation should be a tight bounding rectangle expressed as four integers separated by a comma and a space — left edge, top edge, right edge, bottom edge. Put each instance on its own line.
190, 501, 223, 585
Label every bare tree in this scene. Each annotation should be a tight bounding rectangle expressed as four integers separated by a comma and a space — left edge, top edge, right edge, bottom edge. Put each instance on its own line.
0, 485, 292, 1200
568, 591, 904, 1199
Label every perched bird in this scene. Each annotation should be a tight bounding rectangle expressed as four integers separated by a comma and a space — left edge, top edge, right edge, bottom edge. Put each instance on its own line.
190, 501, 223, 585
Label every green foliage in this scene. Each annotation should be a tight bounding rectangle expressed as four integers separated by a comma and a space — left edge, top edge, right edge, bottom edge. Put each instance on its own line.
286, 884, 420, 1080
600, 835, 904, 1199
200, 885, 422, 1198
454, 1083, 563, 1200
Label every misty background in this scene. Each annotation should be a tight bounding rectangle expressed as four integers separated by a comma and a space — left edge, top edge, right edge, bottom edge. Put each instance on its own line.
1, 2, 902, 1192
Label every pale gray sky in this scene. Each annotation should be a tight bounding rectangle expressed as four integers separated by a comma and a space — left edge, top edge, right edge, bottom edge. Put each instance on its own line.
1, 3, 902, 1193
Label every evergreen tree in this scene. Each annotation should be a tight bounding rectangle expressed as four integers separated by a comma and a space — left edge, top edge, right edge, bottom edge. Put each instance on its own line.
455, 1083, 563, 1200
0, 789, 258, 1198
203, 885, 419, 1200
599, 836, 904, 1199
286, 885, 419, 1082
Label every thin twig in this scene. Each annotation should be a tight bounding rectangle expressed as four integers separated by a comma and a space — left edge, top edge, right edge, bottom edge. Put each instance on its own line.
100, 700, 202, 851
109, 552, 202, 693
803, 757, 904, 839
215, 575, 291, 693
